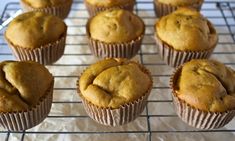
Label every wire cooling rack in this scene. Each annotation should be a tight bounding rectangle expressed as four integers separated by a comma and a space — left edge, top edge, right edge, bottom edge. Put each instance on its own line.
0, 0, 235, 141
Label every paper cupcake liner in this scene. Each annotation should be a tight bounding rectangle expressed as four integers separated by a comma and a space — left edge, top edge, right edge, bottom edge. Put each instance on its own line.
5, 31, 67, 65
86, 20, 144, 59
170, 67, 235, 129
153, 0, 203, 17
87, 36, 143, 59
80, 91, 149, 126
155, 35, 215, 67
77, 61, 152, 126
20, 0, 72, 19
0, 81, 54, 131
84, 1, 135, 17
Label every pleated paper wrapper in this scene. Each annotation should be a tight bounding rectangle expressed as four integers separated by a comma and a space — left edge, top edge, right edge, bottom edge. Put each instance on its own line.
155, 34, 215, 67
0, 81, 54, 131
153, 0, 203, 17
5, 33, 66, 65
20, 0, 72, 19
84, 0, 135, 17
80, 92, 149, 126
170, 67, 235, 129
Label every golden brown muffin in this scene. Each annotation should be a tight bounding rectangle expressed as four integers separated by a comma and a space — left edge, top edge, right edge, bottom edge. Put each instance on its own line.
89, 9, 144, 43
0, 61, 53, 112
21, 0, 72, 8
5, 12, 66, 49
20, 0, 73, 19
156, 8, 217, 51
79, 58, 152, 109
85, 0, 135, 17
175, 59, 235, 112
158, 0, 203, 6
86, 0, 135, 7
153, 0, 204, 18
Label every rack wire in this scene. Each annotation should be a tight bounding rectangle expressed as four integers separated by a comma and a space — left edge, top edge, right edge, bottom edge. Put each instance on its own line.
0, 0, 235, 141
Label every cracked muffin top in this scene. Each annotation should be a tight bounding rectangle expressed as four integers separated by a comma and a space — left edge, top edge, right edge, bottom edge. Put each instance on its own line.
79, 58, 152, 109
155, 8, 218, 51
0, 61, 53, 112
86, 0, 135, 7
5, 11, 66, 49
21, 0, 72, 8
174, 59, 235, 112
88, 9, 144, 43
157, 0, 204, 7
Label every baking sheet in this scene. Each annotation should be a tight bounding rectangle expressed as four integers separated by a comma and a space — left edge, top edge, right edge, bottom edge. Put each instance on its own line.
0, 0, 235, 140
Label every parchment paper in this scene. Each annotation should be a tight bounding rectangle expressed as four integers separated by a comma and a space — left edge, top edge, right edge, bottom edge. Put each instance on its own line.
0, 0, 234, 141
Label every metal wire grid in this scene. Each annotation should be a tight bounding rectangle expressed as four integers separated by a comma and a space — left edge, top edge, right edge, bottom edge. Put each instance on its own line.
0, 0, 235, 141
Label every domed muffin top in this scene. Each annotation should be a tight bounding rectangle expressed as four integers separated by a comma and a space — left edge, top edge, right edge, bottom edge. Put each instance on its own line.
88, 9, 144, 43
5, 12, 66, 49
158, 0, 204, 6
79, 58, 152, 109
156, 8, 217, 51
21, 0, 72, 8
0, 61, 53, 112
86, 0, 135, 7
174, 59, 235, 112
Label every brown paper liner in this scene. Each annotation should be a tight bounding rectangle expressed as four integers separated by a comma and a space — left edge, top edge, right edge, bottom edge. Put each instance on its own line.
86, 19, 145, 59
155, 34, 215, 68
153, 0, 203, 17
0, 81, 54, 131
170, 67, 235, 129
80, 91, 150, 126
20, 0, 72, 19
77, 60, 153, 126
84, 0, 135, 17
5, 30, 67, 65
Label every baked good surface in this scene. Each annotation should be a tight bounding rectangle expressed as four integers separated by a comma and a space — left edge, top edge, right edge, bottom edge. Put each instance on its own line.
157, 0, 203, 6
0, 61, 53, 112
86, 0, 135, 7
89, 9, 144, 43
5, 11, 66, 49
21, 0, 72, 8
175, 59, 235, 112
79, 58, 152, 109
156, 8, 217, 51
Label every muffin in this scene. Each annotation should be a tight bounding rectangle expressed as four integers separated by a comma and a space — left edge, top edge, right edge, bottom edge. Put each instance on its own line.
78, 58, 152, 126
5, 11, 67, 65
20, 0, 73, 19
170, 59, 235, 129
155, 8, 218, 67
0, 61, 54, 131
86, 9, 145, 58
85, 0, 136, 17
154, 0, 204, 17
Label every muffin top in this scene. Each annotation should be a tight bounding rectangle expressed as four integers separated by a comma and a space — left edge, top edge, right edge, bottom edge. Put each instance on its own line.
5, 12, 66, 49
88, 9, 144, 43
158, 0, 203, 6
21, 0, 72, 8
0, 61, 53, 113
79, 58, 152, 109
174, 59, 235, 112
86, 0, 135, 7
156, 8, 217, 51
